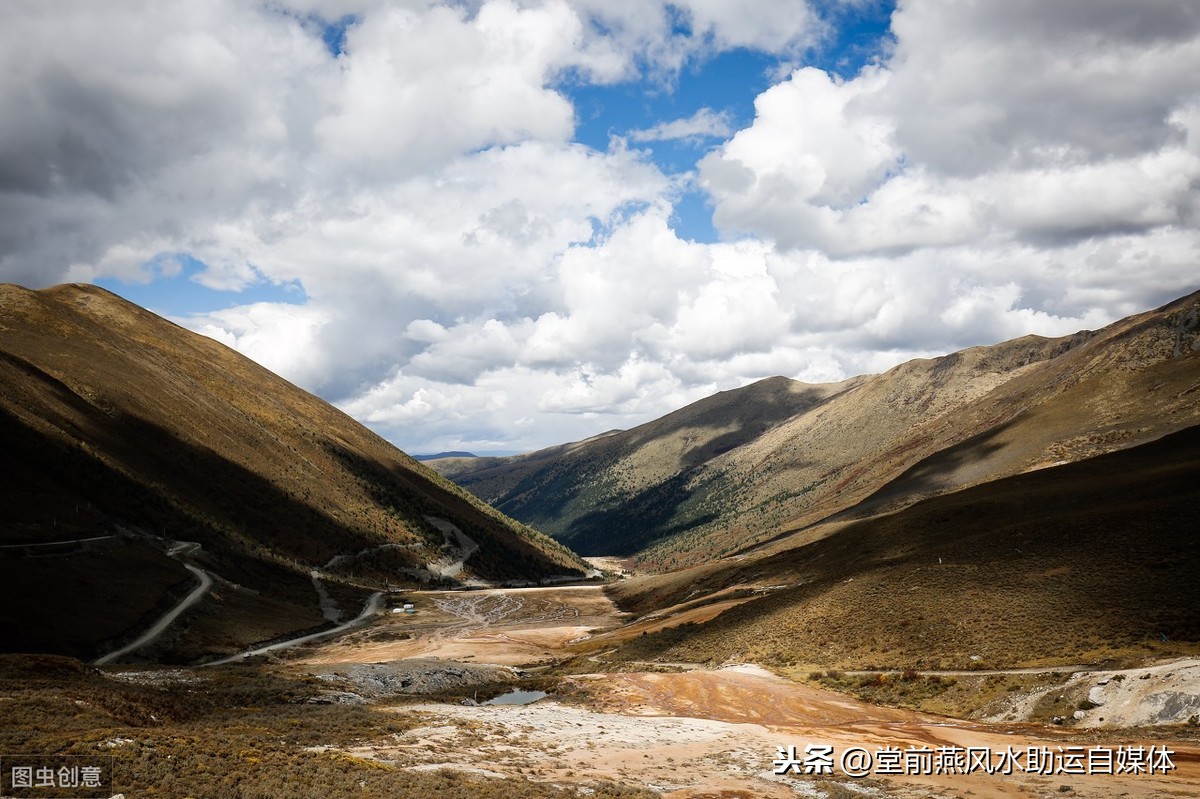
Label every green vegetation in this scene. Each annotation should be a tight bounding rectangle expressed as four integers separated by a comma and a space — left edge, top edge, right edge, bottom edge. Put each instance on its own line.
437, 376, 841, 560
807, 669, 957, 710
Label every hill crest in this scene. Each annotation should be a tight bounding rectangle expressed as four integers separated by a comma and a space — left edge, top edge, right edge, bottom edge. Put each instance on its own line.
0, 282, 586, 662
432, 288, 1200, 567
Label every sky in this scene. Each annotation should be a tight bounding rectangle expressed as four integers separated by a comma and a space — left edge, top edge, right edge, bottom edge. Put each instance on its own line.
2, 1, 1199, 456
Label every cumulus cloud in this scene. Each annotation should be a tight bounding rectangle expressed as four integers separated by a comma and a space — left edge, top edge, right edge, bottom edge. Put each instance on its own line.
2, 0, 1198, 455
565, 0, 823, 80
702, 0, 1200, 257
312, 1, 579, 179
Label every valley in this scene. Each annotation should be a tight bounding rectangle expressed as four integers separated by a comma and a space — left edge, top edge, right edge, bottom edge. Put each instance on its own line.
8, 581, 1193, 799
432, 290, 1200, 572
3, 283, 1199, 798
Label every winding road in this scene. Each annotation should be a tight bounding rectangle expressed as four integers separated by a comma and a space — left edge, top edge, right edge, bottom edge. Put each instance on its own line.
94, 563, 213, 665
201, 591, 385, 666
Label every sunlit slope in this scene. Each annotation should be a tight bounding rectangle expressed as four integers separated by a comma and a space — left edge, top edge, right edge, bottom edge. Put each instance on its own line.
0, 283, 585, 660
435, 290, 1200, 569
607, 423, 1200, 670
433, 375, 863, 557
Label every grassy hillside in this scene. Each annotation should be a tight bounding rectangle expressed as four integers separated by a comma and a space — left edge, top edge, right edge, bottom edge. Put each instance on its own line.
434, 290, 1200, 569
433, 376, 862, 556
605, 424, 1200, 670
0, 283, 585, 661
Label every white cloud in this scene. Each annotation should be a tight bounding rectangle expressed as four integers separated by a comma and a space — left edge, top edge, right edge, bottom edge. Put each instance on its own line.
701, 0, 1200, 261
563, 0, 823, 81
679, 0, 822, 53
188, 301, 331, 389
312, 2, 580, 179
884, 0, 1200, 176
700, 66, 899, 250
2, 0, 1198, 456
628, 107, 733, 143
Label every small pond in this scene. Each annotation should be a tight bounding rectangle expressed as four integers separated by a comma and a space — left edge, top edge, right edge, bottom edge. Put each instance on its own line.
484, 689, 548, 705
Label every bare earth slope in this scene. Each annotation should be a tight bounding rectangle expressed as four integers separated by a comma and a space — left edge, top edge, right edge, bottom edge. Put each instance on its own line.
0, 283, 585, 661
433, 290, 1200, 569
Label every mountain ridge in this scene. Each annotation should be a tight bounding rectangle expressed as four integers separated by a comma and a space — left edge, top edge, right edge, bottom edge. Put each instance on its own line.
0, 282, 587, 662
605, 422, 1200, 670
431, 289, 1200, 568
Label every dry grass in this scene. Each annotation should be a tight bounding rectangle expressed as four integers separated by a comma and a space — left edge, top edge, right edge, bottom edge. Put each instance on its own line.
0, 654, 657, 799
437, 291, 1200, 573
0, 283, 586, 662
602, 425, 1200, 671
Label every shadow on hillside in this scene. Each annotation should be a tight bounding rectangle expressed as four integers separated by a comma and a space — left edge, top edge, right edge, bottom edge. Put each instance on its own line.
496, 380, 843, 556
0, 351, 416, 563
0, 388, 397, 658
835, 419, 1019, 521
620, 424, 1200, 664
625, 379, 837, 469
559, 471, 721, 557
322, 442, 585, 581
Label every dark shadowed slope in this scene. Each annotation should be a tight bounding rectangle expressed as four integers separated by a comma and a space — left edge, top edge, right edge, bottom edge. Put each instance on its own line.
431, 375, 862, 556
0, 283, 585, 662
607, 423, 1200, 670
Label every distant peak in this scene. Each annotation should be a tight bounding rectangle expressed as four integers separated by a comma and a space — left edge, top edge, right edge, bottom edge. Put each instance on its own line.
414, 451, 477, 461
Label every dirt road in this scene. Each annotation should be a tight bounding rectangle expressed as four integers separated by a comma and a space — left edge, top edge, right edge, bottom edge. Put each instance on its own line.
94, 563, 212, 665
204, 591, 384, 666
301, 585, 1200, 799
300, 584, 621, 666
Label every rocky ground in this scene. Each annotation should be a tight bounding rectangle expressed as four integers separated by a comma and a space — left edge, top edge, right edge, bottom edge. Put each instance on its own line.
284, 584, 1200, 799
982, 657, 1200, 729
306, 657, 520, 703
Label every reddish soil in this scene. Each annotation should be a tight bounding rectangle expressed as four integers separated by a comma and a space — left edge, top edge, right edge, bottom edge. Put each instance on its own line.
304, 586, 1200, 798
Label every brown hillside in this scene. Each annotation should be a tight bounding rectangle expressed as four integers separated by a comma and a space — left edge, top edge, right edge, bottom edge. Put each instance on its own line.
606, 423, 1200, 670
432, 375, 863, 557
434, 290, 1200, 569
0, 283, 585, 662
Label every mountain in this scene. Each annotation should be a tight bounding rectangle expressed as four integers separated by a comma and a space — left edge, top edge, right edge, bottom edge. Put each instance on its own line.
0, 283, 586, 662
431, 377, 861, 558
413, 451, 477, 461
606, 422, 1200, 670
431, 290, 1200, 569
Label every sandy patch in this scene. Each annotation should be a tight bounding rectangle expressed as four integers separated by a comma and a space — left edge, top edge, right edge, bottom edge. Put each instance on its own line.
298, 584, 625, 666
367, 699, 796, 799
293, 585, 1200, 799
352, 668, 1200, 799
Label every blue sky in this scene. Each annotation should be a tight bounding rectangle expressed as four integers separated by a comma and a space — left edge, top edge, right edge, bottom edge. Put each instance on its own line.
94, 0, 898, 306
3, 0, 1198, 455
96, 255, 307, 317
101, 2, 897, 301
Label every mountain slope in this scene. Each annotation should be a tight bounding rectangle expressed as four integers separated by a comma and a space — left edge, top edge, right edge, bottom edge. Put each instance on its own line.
434, 375, 864, 556
432, 290, 1200, 568
0, 283, 585, 661
606, 423, 1200, 670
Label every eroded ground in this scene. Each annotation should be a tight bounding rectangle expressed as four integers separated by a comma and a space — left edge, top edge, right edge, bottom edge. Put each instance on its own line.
300, 585, 624, 666
292, 584, 1200, 799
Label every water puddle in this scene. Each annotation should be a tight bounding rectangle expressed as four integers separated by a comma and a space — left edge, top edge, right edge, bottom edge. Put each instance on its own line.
485, 689, 548, 705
